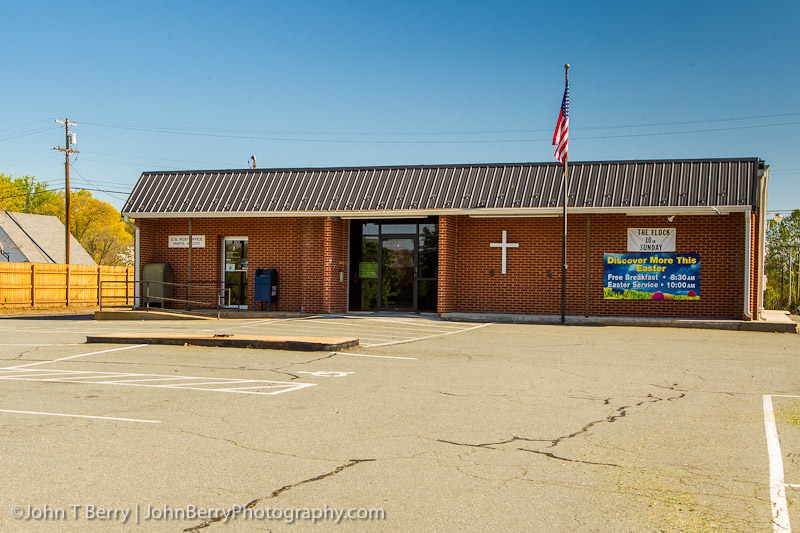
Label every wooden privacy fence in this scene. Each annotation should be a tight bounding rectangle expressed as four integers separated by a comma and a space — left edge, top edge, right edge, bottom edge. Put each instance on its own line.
0, 263, 134, 308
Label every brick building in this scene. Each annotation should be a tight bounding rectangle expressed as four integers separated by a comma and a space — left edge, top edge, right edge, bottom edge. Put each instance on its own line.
122, 158, 770, 320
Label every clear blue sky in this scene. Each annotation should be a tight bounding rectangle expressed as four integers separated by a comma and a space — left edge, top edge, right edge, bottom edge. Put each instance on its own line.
2, 0, 798, 213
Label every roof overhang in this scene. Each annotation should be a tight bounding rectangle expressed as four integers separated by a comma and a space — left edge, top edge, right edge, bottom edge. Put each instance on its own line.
124, 205, 752, 220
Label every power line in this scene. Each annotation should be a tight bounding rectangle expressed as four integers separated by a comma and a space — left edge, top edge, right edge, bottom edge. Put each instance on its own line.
0, 187, 63, 201
76, 158, 189, 169
0, 176, 60, 196
77, 110, 800, 136
0, 126, 60, 143
78, 150, 237, 167
72, 119, 800, 145
0, 186, 129, 202
70, 164, 129, 201
574, 120, 800, 141
0, 150, 59, 166
0, 119, 52, 133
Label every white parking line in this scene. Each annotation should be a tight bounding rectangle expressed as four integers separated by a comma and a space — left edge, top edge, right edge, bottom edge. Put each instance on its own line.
308, 317, 465, 331
304, 320, 462, 334
6, 344, 148, 369
0, 409, 160, 424
255, 320, 429, 336
0, 344, 83, 347
340, 316, 468, 329
333, 352, 417, 360
236, 317, 298, 329
367, 322, 492, 347
0, 368, 315, 396
763, 394, 793, 532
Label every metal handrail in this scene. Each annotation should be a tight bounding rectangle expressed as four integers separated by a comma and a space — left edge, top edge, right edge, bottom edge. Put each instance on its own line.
99, 280, 231, 319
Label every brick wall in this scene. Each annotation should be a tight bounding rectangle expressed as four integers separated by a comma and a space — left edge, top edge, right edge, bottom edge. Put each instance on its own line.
323, 218, 349, 313
437, 215, 458, 313
137, 212, 756, 320
449, 213, 751, 320
137, 217, 347, 313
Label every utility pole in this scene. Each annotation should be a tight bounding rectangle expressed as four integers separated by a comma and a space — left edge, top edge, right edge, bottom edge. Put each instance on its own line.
54, 118, 78, 264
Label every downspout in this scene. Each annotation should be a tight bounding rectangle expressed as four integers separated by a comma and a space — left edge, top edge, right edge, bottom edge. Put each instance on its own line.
757, 165, 769, 320
123, 216, 140, 308
744, 209, 752, 319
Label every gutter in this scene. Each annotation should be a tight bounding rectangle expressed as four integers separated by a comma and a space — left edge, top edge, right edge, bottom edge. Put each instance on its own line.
123, 205, 754, 220
123, 216, 140, 307
744, 209, 752, 319
757, 166, 770, 320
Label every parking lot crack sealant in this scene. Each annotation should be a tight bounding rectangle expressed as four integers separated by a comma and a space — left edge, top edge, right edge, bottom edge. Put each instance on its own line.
517, 448, 622, 468
437, 383, 687, 466
174, 429, 336, 462
436, 435, 549, 449
266, 352, 339, 381
183, 458, 376, 532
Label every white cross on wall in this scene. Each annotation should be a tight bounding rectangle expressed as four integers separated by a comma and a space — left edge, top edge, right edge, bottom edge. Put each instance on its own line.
489, 230, 519, 275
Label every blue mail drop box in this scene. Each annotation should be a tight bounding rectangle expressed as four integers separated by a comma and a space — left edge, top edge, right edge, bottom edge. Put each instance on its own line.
254, 268, 278, 310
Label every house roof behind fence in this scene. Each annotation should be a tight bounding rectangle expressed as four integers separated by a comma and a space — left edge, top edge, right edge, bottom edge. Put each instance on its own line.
0, 211, 96, 265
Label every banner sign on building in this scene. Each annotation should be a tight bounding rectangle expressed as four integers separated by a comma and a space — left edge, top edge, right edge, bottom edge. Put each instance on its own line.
627, 228, 675, 252
604, 253, 700, 300
168, 235, 206, 248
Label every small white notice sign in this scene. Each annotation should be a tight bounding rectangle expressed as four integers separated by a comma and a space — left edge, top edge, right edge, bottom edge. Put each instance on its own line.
168, 235, 206, 248
627, 228, 675, 252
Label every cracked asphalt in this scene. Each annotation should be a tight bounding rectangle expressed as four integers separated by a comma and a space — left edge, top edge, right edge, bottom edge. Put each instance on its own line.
0, 314, 798, 532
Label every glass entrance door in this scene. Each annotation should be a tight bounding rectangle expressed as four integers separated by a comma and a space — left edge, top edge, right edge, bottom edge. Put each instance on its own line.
349, 218, 438, 313
380, 237, 415, 310
223, 238, 248, 308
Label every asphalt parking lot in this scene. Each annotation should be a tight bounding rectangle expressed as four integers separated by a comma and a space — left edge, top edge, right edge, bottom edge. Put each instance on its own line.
0, 314, 799, 532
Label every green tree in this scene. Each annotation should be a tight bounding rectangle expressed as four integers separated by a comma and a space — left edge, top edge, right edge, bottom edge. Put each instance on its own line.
0, 173, 61, 214
1, 172, 132, 265
57, 190, 133, 265
765, 209, 800, 313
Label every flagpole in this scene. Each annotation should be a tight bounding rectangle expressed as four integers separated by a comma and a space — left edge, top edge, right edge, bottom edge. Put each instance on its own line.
561, 63, 569, 325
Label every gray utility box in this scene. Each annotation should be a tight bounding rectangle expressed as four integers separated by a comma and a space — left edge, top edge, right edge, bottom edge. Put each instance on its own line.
142, 263, 174, 308
254, 268, 278, 311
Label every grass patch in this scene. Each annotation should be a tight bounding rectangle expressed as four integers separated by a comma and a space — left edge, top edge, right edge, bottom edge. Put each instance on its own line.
603, 288, 699, 301
776, 401, 800, 426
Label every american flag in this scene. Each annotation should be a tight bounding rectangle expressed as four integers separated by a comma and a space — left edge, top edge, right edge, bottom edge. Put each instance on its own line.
552, 79, 569, 163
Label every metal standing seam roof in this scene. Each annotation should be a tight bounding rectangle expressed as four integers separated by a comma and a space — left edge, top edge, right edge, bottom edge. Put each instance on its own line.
122, 158, 767, 218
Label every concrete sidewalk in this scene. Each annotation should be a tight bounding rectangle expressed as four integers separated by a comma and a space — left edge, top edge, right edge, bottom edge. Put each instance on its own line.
95, 308, 798, 334
86, 332, 359, 351
95, 309, 306, 320
442, 309, 798, 333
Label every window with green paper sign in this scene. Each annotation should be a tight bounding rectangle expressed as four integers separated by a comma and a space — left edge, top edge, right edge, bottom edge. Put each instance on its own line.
359, 261, 378, 279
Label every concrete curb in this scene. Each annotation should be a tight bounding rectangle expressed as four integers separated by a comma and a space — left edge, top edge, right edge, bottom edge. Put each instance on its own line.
94, 310, 309, 321
86, 333, 359, 351
441, 312, 799, 334
95, 310, 217, 321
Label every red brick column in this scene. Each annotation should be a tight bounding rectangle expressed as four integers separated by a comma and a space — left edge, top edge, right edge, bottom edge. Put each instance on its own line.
437, 215, 458, 314
300, 218, 323, 313
323, 218, 348, 313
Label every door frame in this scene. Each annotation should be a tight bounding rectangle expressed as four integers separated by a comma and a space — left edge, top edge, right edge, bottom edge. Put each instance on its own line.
378, 234, 418, 312
348, 218, 438, 313
221, 236, 249, 309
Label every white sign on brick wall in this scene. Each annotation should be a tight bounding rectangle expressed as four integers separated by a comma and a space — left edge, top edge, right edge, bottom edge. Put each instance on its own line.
627, 228, 675, 252
168, 235, 206, 248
